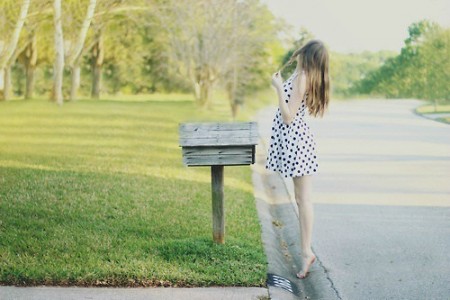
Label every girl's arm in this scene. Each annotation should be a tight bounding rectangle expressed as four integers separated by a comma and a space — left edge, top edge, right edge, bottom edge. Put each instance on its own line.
272, 71, 307, 126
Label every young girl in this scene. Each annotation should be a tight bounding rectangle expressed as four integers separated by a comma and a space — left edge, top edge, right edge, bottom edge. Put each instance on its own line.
265, 39, 330, 279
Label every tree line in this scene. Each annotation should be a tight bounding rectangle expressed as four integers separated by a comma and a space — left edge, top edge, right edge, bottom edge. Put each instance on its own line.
1, 2, 448, 115
352, 20, 450, 107
0, 0, 281, 117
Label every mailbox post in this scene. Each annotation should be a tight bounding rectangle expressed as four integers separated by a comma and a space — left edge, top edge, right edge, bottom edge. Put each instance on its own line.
179, 122, 258, 244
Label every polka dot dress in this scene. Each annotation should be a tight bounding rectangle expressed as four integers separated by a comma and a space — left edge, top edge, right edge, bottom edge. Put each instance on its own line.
265, 70, 319, 178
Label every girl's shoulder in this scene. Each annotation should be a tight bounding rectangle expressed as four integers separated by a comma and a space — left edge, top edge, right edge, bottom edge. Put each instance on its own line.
284, 70, 299, 83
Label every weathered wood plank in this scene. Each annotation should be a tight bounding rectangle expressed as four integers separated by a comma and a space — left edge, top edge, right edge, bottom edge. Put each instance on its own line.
184, 154, 252, 162
183, 155, 253, 166
180, 136, 258, 147
180, 129, 258, 140
179, 122, 256, 132
182, 146, 253, 156
179, 121, 258, 147
183, 155, 253, 163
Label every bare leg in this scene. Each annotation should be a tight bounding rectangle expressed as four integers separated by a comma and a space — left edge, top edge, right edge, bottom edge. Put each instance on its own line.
293, 175, 316, 279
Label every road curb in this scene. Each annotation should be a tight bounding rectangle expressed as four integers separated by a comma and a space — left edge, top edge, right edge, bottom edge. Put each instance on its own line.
251, 108, 340, 300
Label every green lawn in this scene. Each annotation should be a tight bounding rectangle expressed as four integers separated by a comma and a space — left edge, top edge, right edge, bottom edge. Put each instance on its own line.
415, 102, 450, 124
415, 103, 450, 114
0, 94, 273, 287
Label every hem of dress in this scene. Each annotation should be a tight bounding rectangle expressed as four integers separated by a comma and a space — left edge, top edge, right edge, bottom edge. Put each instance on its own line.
265, 165, 318, 178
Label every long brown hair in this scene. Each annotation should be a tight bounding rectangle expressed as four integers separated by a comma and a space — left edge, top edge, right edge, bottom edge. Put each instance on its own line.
280, 40, 330, 117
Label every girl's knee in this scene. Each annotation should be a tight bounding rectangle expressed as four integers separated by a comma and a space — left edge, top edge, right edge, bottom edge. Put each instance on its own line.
295, 193, 311, 205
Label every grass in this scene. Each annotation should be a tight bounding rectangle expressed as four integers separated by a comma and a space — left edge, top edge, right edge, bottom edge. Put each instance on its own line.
437, 117, 450, 123
415, 103, 450, 114
0, 92, 274, 287
414, 101, 450, 124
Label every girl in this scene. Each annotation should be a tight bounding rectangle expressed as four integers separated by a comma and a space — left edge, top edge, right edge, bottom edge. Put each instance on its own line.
265, 39, 330, 279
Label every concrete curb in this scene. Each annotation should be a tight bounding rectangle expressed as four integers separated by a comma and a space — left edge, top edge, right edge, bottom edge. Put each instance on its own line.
251, 109, 340, 300
0, 286, 269, 300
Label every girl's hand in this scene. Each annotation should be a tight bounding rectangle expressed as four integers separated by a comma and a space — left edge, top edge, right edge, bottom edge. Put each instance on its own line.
271, 71, 283, 90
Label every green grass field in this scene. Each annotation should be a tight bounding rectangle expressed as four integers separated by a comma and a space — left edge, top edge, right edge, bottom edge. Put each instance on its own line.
0, 93, 273, 287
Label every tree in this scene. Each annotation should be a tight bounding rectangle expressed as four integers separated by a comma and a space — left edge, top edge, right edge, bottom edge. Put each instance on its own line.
0, 0, 30, 100
419, 27, 450, 109
52, 0, 64, 105
22, 30, 38, 99
330, 50, 396, 98
155, 0, 279, 112
65, 0, 97, 100
353, 20, 449, 105
222, 0, 279, 119
16, 0, 53, 100
90, 28, 103, 99
155, 0, 224, 107
85, 0, 148, 98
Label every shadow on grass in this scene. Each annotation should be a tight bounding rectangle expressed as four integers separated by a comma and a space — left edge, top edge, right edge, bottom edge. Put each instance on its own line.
157, 237, 263, 263
155, 237, 267, 286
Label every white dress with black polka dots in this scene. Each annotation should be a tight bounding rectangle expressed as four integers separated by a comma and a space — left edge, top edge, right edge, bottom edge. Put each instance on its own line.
265, 70, 319, 178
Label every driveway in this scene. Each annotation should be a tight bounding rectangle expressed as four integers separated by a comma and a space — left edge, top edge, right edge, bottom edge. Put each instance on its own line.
254, 99, 450, 300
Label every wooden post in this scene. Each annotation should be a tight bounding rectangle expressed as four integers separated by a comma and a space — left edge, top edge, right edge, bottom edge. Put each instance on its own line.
211, 165, 224, 244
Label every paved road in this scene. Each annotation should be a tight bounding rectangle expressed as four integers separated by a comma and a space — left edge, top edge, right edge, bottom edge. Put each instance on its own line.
255, 99, 450, 300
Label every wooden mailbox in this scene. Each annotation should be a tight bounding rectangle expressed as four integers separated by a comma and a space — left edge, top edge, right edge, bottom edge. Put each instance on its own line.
179, 122, 258, 244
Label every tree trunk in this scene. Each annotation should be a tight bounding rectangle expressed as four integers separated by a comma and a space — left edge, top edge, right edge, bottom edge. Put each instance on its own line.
92, 63, 102, 99
24, 32, 37, 100
91, 31, 104, 99
68, 0, 97, 67
230, 65, 238, 120
3, 66, 12, 100
0, 0, 30, 69
231, 103, 239, 119
25, 66, 36, 99
225, 65, 241, 120
0, 69, 4, 101
67, 0, 96, 101
0, 0, 30, 101
52, 0, 64, 105
193, 66, 215, 108
199, 82, 210, 108
193, 81, 211, 108
70, 65, 80, 101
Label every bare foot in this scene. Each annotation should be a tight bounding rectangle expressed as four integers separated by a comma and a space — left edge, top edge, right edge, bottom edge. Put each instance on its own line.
296, 253, 316, 279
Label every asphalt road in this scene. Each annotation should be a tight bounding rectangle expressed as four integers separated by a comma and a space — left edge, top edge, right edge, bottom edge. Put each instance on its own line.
256, 99, 450, 300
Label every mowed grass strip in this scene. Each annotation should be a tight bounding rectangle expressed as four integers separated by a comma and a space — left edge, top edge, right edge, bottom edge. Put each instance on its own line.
0, 96, 270, 287
415, 103, 450, 114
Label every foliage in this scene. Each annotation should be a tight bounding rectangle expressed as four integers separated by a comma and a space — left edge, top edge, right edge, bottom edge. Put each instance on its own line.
353, 20, 450, 105
1, 0, 282, 113
330, 50, 396, 98
154, 0, 281, 111
415, 103, 450, 114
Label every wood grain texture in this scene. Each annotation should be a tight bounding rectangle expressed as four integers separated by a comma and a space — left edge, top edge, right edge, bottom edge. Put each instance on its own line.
211, 165, 224, 244
182, 146, 253, 156
183, 155, 253, 166
179, 121, 257, 131
179, 122, 258, 147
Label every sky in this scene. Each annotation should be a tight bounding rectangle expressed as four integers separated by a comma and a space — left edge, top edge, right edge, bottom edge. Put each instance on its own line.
261, 0, 450, 53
